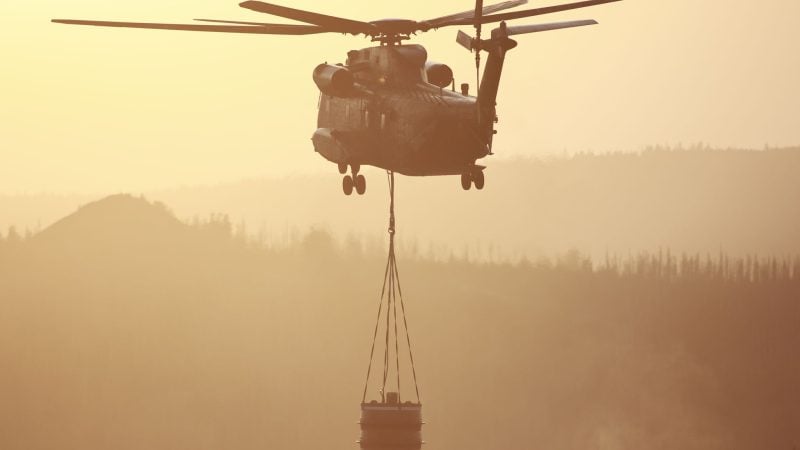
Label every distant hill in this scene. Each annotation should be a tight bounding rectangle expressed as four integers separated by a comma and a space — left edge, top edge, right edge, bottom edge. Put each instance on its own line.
3, 148, 800, 259
31, 194, 187, 252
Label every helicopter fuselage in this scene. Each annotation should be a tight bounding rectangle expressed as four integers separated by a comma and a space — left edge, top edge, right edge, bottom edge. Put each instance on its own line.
312, 44, 494, 177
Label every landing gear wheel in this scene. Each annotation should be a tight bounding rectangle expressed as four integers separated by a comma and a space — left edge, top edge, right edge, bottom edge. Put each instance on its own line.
473, 170, 485, 190
461, 173, 472, 191
338, 163, 348, 175
342, 175, 354, 195
355, 174, 366, 195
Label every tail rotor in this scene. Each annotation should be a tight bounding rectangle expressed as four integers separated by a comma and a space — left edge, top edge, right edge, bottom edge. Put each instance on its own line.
473, 0, 484, 128
474, 0, 484, 74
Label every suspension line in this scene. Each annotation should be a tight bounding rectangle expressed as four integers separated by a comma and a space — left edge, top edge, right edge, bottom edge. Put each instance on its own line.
361, 171, 421, 404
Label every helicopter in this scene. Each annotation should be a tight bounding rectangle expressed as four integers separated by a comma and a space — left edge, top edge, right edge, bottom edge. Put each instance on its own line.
53, 0, 619, 195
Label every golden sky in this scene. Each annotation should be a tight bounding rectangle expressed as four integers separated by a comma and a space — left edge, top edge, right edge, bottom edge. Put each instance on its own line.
1, 0, 799, 193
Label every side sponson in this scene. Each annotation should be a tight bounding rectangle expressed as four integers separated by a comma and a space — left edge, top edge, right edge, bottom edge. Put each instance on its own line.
312, 128, 349, 164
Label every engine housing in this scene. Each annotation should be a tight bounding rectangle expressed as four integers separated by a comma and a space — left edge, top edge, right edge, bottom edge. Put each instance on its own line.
424, 61, 453, 88
313, 64, 354, 97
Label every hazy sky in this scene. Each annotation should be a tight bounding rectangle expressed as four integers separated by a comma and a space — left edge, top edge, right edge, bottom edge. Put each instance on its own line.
2, 0, 799, 193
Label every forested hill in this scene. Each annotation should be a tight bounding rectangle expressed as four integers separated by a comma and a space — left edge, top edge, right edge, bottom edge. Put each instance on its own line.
2, 147, 800, 259
1, 194, 798, 450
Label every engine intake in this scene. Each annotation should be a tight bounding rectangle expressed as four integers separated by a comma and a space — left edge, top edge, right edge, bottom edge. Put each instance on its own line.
313, 64, 354, 97
424, 61, 453, 88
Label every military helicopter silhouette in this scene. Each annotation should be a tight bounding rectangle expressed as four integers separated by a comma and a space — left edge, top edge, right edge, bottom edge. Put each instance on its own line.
54, 0, 619, 195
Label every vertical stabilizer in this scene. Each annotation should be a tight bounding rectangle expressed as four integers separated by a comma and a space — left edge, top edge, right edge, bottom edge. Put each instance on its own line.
477, 23, 518, 147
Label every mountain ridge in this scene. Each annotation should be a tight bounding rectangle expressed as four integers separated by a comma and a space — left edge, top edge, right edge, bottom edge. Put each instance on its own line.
3, 148, 800, 259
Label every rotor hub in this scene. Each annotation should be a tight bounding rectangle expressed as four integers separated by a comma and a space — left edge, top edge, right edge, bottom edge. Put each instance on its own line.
368, 19, 419, 45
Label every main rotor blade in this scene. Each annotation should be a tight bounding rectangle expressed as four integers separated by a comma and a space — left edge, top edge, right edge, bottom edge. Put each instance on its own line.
194, 18, 304, 27
52, 19, 328, 35
501, 19, 598, 37
424, 0, 527, 28
239, 1, 376, 34
436, 0, 621, 27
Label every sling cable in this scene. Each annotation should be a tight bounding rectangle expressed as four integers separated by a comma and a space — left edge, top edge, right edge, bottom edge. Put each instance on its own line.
358, 171, 423, 450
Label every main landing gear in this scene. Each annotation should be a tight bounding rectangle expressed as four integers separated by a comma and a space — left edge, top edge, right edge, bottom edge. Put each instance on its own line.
341, 163, 366, 196
460, 169, 485, 191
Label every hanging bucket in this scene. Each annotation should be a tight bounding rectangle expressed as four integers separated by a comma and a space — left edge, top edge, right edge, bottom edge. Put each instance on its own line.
359, 393, 423, 450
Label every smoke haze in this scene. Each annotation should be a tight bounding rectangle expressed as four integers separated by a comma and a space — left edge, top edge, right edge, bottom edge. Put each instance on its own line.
2, 1, 799, 448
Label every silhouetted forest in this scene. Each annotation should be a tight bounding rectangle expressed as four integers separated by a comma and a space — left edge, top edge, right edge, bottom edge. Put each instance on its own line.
1, 194, 798, 450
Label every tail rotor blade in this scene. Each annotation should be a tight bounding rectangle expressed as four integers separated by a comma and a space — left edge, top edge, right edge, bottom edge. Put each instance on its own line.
474, 0, 484, 36
456, 30, 475, 51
